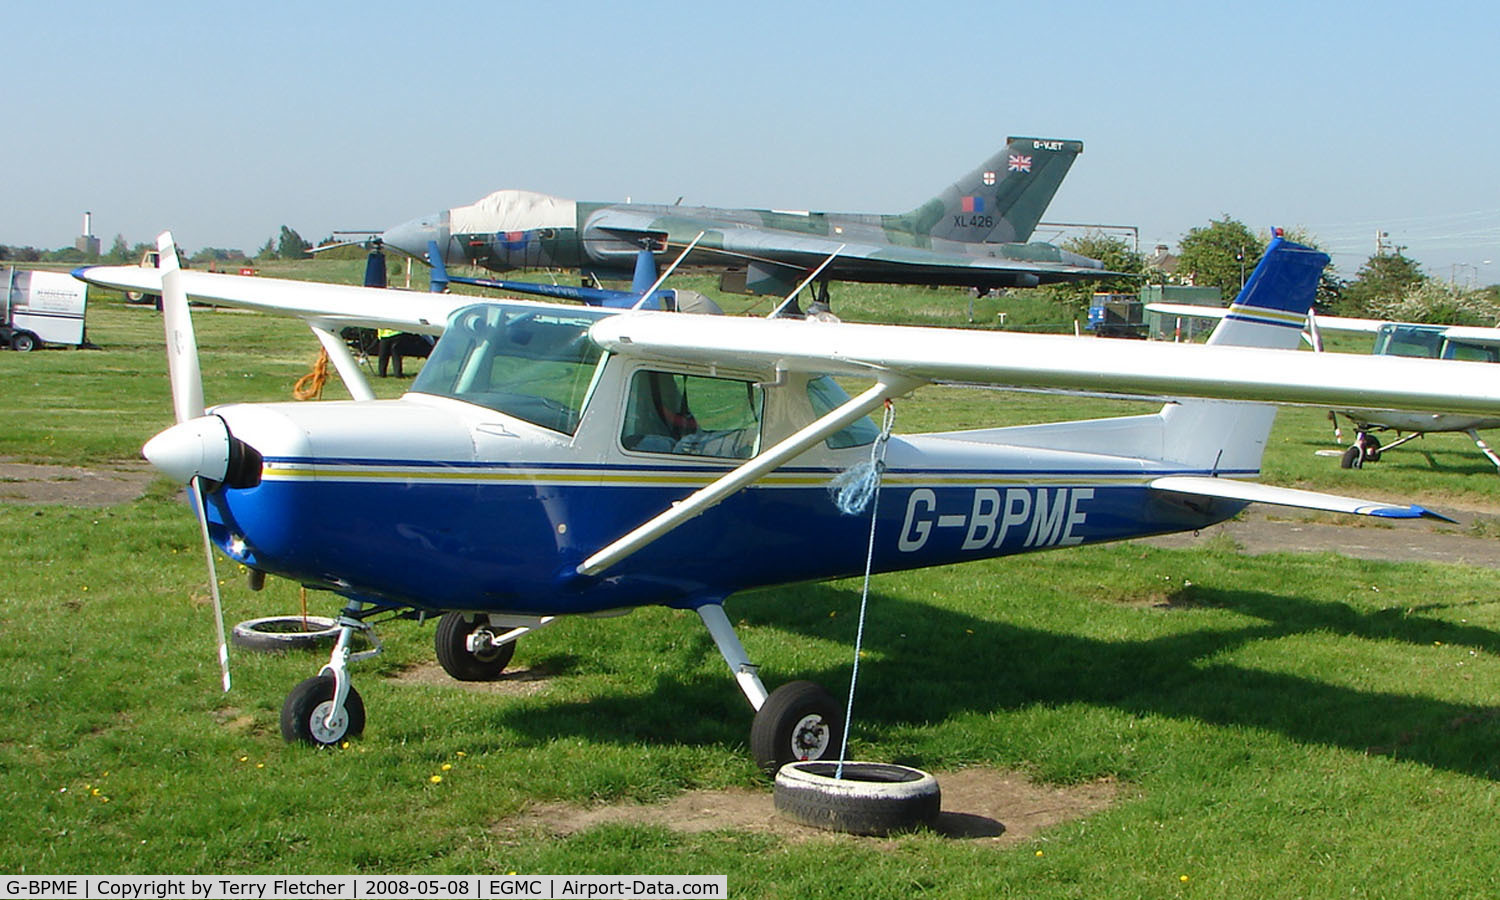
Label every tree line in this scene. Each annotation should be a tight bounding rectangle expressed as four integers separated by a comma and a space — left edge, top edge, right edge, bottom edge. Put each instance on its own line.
1037, 215, 1500, 326
0, 226, 321, 266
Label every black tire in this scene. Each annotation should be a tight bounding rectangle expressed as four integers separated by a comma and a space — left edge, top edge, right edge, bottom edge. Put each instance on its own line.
1363, 434, 1382, 463
10, 332, 37, 352
774, 761, 941, 836
280, 674, 365, 746
750, 680, 844, 774
231, 615, 341, 653
434, 611, 516, 681
1340, 445, 1363, 469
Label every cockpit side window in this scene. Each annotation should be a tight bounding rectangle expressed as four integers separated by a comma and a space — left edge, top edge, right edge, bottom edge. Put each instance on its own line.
411, 304, 607, 435
622, 370, 762, 460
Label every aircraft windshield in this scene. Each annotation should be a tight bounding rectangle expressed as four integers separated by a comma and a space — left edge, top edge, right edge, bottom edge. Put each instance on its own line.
1373, 324, 1445, 359
411, 303, 609, 435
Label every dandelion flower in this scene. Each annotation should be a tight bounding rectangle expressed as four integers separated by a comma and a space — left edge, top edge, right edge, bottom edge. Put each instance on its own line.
441, 763, 452, 771
429, 775, 443, 784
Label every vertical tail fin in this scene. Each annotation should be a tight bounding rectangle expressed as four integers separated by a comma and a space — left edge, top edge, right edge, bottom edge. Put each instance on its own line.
892, 137, 1082, 244
1204, 235, 1329, 350
1161, 233, 1330, 472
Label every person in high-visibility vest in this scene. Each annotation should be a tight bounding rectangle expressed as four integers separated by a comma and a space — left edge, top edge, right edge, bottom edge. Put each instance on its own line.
377, 328, 403, 378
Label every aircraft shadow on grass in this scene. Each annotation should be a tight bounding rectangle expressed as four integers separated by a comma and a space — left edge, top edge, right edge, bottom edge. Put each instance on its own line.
478, 580, 1500, 780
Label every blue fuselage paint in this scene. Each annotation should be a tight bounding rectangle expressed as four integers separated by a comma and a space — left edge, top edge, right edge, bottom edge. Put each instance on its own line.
206, 460, 1239, 617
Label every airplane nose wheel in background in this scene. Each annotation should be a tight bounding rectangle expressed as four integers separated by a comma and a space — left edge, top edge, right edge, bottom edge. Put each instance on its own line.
1341, 433, 1382, 468
434, 612, 517, 681
749, 680, 845, 773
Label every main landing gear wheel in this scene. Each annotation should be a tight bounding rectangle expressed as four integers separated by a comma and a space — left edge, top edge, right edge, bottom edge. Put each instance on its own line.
434, 612, 516, 681
750, 680, 844, 774
280, 673, 365, 746
774, 761, 942, 836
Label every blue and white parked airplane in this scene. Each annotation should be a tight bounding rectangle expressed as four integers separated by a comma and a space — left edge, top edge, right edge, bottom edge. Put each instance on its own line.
75, 234, 1500, 771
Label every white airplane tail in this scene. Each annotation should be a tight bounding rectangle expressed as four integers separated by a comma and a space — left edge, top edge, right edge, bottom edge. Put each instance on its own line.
1160, 233, 1330, 473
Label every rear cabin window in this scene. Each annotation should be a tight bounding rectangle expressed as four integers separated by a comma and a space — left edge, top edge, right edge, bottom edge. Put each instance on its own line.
807, 376, 879, 449
622, 370, 762, 459
411, 303, 607, 435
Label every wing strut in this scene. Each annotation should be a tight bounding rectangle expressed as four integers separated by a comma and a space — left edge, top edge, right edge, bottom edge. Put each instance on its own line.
307, 320, 375, 401
576, 373, 923, 577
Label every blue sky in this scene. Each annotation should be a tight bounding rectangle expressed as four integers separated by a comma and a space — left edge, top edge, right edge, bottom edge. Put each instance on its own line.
4, 0, 1497, 282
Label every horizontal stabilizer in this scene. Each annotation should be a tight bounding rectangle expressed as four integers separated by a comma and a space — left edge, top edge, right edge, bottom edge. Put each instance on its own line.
1148, 475, 1454, 522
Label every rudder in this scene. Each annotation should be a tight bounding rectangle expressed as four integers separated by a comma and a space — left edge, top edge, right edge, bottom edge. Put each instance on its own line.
893, 137, 1083, 244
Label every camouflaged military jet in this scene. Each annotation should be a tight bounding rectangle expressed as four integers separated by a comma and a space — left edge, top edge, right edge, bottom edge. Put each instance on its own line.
373, 137, 1111, 299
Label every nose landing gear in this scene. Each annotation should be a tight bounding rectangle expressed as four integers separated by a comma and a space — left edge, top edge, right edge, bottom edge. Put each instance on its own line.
280, 605, 383, 747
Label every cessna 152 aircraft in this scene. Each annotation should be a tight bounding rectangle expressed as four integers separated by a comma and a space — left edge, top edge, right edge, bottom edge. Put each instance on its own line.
358, 136, 1111, 302
75, 233, 1500, 772
1149, 301, 1500, 471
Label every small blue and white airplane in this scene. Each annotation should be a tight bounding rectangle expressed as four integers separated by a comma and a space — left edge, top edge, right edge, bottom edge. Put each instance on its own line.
75, 233, 1500, 771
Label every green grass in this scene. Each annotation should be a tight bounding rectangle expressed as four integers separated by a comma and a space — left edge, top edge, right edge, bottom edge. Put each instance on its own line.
1, 268, 1499, 895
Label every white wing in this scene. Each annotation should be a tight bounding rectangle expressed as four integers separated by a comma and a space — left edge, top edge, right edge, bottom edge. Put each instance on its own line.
590, 312, 1500, 418
73, 265, 463, 335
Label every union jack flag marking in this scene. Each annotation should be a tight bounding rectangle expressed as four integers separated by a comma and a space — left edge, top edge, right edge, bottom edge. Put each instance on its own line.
1008, 154, 1032, 173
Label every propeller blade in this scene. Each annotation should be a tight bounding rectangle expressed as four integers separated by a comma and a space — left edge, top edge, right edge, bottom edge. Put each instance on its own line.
156, 232, 205, 423
190, 476, 232, 692
154, 233, 230, 691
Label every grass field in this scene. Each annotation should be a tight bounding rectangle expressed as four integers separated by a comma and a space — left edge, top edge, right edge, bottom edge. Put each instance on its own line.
1, 270, 1498, 896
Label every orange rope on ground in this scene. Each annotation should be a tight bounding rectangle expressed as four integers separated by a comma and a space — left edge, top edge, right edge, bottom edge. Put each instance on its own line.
293, 348, 330, 400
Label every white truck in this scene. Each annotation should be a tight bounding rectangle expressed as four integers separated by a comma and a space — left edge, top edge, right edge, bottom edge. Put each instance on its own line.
2, 267, 89, 351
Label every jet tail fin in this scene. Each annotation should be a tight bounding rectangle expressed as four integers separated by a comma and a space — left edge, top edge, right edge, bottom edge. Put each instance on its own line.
894, 136, 1083, 244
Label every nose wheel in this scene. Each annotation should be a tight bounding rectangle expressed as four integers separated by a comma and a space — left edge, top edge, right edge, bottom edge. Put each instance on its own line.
279, 606, 381, 747
281, 674, 365, 745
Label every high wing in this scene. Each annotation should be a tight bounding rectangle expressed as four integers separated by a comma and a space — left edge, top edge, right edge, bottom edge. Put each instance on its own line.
72, 264, 463, 335
588, 313, 1500, 417
587, 208, 1115, 288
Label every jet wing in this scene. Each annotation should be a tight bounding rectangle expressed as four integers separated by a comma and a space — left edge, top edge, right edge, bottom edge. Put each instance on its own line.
589, 210, 1113, 286
589, 312, 1500, 417
73, 265, 463, 335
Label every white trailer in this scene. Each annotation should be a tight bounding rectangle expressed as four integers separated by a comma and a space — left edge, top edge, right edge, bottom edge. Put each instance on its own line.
2, 267, 89, 351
